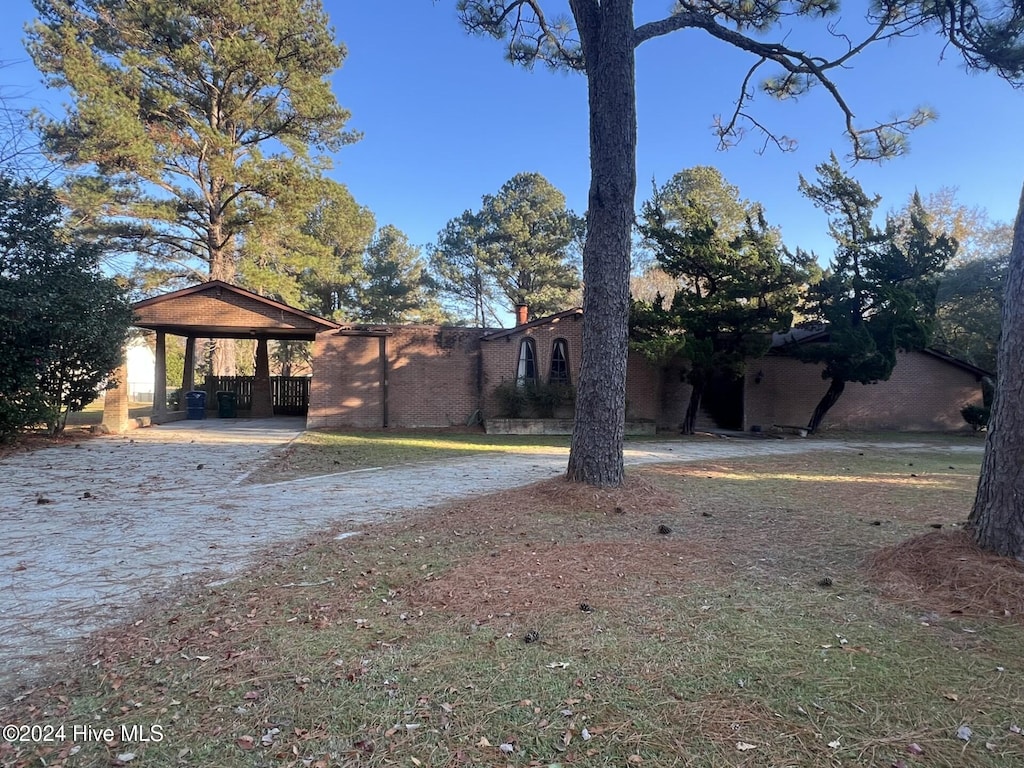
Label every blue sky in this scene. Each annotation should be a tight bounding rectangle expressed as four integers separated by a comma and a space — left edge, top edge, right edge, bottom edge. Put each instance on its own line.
2, 1, 1022, 266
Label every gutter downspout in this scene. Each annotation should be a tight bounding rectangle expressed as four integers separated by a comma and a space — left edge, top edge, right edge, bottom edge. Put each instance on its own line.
380, 335, 389, 428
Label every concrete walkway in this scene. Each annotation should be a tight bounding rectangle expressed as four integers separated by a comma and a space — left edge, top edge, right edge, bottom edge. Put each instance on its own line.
0, 420, 974, 690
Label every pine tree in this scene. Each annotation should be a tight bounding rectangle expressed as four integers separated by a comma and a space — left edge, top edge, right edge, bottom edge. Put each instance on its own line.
632, 172, 810, 434
27, 0, 356, 373
795, 157, 955, 432
350, 225, 445, 324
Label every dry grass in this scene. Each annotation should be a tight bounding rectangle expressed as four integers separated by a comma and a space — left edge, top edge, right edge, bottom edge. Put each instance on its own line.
2, 444, 1023, 768
870, 530, 1024, 618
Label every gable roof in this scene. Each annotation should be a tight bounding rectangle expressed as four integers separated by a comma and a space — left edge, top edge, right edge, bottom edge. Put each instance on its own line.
481, 308, 583, 341
132, 280, 341, 340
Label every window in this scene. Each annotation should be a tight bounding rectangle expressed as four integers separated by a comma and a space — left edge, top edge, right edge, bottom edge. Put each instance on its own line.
516, 338, 537, 386
549, 339, 570, 385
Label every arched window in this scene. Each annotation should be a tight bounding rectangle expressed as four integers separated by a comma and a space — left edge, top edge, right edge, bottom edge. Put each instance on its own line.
516, 338, 537, 386
549, 339, 570, 385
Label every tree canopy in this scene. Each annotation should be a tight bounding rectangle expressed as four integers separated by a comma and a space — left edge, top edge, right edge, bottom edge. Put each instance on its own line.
794, 156, 956, 432
27, 0, 356, 372
430, 172, 582, 325
632, 170, 811, 434
349, 225, 446, 325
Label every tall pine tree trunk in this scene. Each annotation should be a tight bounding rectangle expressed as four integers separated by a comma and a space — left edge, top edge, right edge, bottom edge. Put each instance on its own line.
566, 0, 636, 487
806, 377, 846, 433
208, 219, 238, 376
969, 183, 1024, 558
681, 375, 707, 436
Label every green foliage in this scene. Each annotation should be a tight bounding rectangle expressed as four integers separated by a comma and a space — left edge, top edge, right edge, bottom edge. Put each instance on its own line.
932, 252, 1007, 372
961, 403, 990, 431
631, 168, 810, 432
916, 0, 1024, 86
795, 156, 956, 430
295, 180, 377, 318
492, 380, 529, 418
428, 210, 497, 326
26, 0, 356, 289
349, 225, 446, 324
492, 379, 575, 419
431, 173, 583, 324
0, 176, 132, 437
893, 189, 1010, 372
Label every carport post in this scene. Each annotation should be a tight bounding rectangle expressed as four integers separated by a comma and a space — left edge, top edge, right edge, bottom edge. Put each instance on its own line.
101, 355, 130, 433
153, 331, 167, 423
181, 335, 196, 394
251, 336, 274, 418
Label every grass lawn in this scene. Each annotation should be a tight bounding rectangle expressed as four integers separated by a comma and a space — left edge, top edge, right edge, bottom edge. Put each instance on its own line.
3, 443, 1022, 767
64, 400, 153, 427
251, 431, 580, 483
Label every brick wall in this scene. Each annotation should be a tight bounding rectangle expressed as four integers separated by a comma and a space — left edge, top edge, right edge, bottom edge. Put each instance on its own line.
625, 352, 663, 421
308, 327, 484, 429
744, 350, 984, 431
307, 333, 384, 429
387, 327, 482, 427
310, 319, 984, 433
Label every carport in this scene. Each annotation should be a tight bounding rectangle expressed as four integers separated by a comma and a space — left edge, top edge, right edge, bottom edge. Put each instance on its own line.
105, 281, 340, 429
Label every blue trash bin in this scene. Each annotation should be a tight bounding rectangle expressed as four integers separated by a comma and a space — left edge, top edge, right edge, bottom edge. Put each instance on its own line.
185, 390, 207, 420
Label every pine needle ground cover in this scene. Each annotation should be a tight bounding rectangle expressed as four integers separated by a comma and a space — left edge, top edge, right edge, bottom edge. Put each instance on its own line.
3, 445, 1022, 768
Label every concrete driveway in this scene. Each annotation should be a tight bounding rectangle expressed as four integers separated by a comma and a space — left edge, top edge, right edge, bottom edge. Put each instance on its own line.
0, 419, 952, 690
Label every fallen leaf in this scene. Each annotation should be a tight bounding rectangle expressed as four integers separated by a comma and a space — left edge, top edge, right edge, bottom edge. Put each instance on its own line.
476, 737, 491, 748
627, 755, 643, 764
736, 742, 757, 751
261, 728, 280, 746
943, 693, 959, 702
243, 690, 260, 700
236, 736, 256, 750
906, 742, 924, 755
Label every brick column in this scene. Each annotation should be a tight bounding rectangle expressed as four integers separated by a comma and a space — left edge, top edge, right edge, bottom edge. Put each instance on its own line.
153, 331, 167, 423
182, 335, 196, 394
101, 356, 130, 434
251, 337, 274, 418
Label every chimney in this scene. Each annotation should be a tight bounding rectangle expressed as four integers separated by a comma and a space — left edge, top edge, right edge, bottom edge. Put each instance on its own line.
514, 304, 529, 326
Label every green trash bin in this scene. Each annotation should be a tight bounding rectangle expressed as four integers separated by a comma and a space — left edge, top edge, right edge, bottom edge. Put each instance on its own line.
216, 390, 237, 418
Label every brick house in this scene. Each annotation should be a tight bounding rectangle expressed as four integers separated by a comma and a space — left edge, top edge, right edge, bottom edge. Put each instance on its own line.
308, 309, 988, 433
115, 282, 986, 433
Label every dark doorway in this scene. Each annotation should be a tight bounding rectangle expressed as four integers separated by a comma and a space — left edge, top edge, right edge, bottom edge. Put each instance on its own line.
702, 372, 744, 430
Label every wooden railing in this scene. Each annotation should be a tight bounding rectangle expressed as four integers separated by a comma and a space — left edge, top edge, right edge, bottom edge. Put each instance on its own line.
203, 376, 310, 415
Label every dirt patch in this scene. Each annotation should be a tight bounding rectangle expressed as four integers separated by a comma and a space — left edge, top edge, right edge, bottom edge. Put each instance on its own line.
407, 475, 728, 619
869, 530, 1024, 618
0, 428, 96, 460
409, 539, 722, 619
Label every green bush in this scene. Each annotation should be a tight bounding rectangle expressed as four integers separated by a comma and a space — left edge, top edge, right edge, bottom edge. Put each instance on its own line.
961, 404, 990, 431
0, 177, 132, 438
492, 380, 576, 418
493, 380, 529, 418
